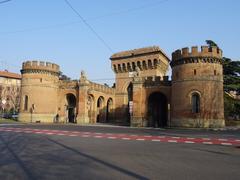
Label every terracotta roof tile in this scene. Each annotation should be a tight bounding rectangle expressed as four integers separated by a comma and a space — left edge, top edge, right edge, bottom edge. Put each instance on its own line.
0, 71, 21, 79
110, 46, 169, 60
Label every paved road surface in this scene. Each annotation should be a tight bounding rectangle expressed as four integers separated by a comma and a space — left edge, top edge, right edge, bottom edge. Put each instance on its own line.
0, 124, 239, 180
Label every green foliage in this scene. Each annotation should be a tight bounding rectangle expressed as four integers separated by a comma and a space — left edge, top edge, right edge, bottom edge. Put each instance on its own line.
222, 56, 240, 120
206, 40, 218, 47
224, 94, 240, 120
222, 57, 240, 94
225, 96, 240, 120
59, 71, 71, 81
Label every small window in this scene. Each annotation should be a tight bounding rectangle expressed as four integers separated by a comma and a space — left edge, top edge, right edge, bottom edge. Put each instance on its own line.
214, 70, 217, 75
24, 95, 28, 111
40, 78, 42, 83
194, 69, 196, 75
192, 93, 200, 113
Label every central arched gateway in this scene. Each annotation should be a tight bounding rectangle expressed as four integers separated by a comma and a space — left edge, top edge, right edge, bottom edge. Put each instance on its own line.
148, 92, 168, 127
66, 93, 76, 123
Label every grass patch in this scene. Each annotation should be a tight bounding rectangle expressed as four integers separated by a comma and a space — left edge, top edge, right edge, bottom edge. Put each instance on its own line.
225, 120, 240, 126
0, 118, 20, 124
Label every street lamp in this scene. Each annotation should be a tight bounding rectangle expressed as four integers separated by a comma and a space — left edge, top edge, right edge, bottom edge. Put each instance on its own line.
30, 104, 35, 123
2, 99, 6, 118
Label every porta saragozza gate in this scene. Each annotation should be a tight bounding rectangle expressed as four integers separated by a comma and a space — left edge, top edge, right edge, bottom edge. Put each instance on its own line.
19, 44, 225, 128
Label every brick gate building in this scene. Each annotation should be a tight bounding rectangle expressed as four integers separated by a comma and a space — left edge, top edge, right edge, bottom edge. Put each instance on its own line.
18, 44, 225, 128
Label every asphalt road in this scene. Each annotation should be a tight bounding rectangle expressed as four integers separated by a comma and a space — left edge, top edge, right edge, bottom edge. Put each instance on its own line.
0, 124, 239, 180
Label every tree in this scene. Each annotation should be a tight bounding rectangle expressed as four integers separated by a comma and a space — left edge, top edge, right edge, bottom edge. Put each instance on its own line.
222, 56, 240, 120
59, 71, 71, 81
206, 40, 240, 120
206, 40, 218, 47
222, 57, 240, 94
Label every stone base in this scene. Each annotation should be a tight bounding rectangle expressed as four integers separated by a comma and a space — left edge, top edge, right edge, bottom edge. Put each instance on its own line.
76, 116, 90, 124
170, 118, 225, 128
18, 113, 58, 123
131, 116, 147, 127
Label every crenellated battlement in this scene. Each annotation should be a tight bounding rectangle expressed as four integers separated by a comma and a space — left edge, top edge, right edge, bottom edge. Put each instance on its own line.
22, 61, 60, 73
172, 46, 222, 61
89, 81, 115, 94
143, 76, 171, 87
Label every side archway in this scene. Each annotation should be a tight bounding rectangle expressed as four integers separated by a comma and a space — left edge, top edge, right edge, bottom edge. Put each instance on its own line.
96, 96, 105, 123
106, 98, 113, 122
66, 93, 76, 123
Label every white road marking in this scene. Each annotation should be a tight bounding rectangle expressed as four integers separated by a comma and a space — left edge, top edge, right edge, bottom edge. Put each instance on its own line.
152, 139, 161, 142
35, 132, 43, 134
185, 141, 195, 144
172, 137, 180, 139
69, 134, 78, 137
218, 139, 228, 141
82, 135, 90, 137
221, 143, 232, 146
168, 140, 178, 143
122, 138, 130, 140
108, 137, 117, 139
202, 138, 211, 140
203, 142, 213, 145
46, 133, 54, 135
57, 133, 65, 136
94, 136, 103, 138
136, 139, 145, 141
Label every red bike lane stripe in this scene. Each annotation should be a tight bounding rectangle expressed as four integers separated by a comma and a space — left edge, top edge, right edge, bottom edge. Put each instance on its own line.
0, 127, 239, 146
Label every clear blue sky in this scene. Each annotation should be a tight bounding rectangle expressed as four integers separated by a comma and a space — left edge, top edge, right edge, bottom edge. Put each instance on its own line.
0, 0, 239, 84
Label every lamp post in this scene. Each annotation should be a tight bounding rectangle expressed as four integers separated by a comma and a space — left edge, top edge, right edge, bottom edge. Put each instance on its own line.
2, 99, 6, 118
30, 104, 34, 123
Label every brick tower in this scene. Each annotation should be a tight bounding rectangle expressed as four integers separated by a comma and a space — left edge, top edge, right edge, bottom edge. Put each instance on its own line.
170, 45, 225, 128
18, 61, 60, 123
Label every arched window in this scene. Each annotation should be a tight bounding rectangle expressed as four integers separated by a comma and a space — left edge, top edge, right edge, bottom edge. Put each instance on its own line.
192, 93, 200, 113
194, 69, 197, 75
24, 95, 28, 111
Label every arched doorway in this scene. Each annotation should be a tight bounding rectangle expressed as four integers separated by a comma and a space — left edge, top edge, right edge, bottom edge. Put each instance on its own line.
66, 93, 76, 123
87, 95, 95, 123
96, 96, 105, 123
106, 98, 113, 123
148, 92, 168, 127
127, 83, 133, 123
